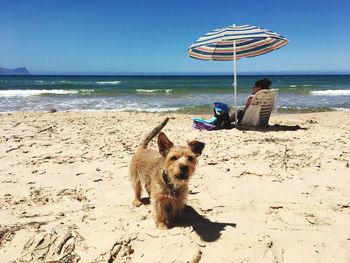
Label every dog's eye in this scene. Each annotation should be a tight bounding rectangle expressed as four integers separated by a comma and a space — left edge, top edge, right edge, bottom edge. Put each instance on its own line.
170, 156, 177, 161
188, 156, 194, 161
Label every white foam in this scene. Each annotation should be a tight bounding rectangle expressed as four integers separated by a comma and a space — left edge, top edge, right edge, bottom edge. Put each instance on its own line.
96, 81, 121, 85
69, 107, 182, 113
0, 89, 93, 97
32, 80, 69, 85
136, 89, 158, 93
116, 107, 181, 112
289, 85, 297, 87
331, 107, 350, 112
136, 89, 173, 94
311, 90, 350, 96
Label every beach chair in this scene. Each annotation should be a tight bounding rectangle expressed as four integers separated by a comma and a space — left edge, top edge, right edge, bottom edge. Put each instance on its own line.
240, 89, 275, 126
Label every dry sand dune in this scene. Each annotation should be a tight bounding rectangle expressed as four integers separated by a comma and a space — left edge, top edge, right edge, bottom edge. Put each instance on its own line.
0, 111, 349, 262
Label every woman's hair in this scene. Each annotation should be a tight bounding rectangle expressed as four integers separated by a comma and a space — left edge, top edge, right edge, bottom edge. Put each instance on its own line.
255, 78, 272, 89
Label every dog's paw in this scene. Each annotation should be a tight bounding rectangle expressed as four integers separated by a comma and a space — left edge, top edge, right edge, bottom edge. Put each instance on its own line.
156, 221, 169, 230
132, 199, 142, 207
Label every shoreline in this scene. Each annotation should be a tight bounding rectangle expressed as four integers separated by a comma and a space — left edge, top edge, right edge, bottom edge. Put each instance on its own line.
1, 111, 349, 262
0, 106, 348, 116
1, 75, 350, 113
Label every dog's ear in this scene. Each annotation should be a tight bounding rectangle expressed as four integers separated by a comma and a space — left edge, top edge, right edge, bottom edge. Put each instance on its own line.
188, 140, 205, 156
158, 132, 174, 157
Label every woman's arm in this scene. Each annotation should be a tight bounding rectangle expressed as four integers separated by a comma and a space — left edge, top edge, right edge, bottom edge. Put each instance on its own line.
244, 95, 253, 112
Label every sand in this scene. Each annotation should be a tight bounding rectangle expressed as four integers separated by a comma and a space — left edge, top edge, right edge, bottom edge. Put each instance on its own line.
0, 111, 349, 262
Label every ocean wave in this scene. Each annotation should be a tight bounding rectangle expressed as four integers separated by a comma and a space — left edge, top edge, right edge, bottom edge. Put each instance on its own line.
70, 106, 182, 112
96, 81, 121, 85
289, 85, 297, 88
276, 106, 335, 113
0, 89, 94, 97
311, 90, 350, 96
136, 89, 158, 93
136, 89, 173, 94
33, 80, 70, 85
121, 106, 180, 112
30, 80, 121, 85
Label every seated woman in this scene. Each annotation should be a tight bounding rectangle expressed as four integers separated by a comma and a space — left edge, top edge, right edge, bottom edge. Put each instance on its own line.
231, 78, 272, 125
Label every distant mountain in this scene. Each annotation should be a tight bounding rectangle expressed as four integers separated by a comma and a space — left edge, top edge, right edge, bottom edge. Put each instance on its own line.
0, 67, 31, 75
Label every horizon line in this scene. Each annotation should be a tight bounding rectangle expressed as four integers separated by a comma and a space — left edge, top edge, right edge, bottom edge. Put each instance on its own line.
28, 70, 350, 76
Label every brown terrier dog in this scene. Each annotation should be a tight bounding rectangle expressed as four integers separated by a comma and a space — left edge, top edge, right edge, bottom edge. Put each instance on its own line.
129, 118, 205, 229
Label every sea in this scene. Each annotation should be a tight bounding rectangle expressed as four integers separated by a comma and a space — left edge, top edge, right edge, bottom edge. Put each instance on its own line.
0, 75, 350, 113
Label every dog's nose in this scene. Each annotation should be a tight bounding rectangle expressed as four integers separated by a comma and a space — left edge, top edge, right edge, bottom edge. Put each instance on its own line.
180, 165, 188, 172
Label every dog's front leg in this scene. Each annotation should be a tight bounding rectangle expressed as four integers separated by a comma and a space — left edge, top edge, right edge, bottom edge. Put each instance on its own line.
154, 200, 171, 229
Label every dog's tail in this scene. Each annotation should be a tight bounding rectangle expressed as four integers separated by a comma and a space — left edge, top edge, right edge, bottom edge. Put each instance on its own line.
139, 117, 169, 149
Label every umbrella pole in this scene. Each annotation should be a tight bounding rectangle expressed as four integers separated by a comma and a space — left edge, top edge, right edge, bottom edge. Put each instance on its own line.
233, 40, 238, 125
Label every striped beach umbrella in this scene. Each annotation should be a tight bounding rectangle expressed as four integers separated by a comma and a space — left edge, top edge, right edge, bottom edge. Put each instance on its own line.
188, 24, 288, 124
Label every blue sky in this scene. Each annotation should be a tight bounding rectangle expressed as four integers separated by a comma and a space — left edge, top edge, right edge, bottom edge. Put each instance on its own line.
0, 0, 349, 74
